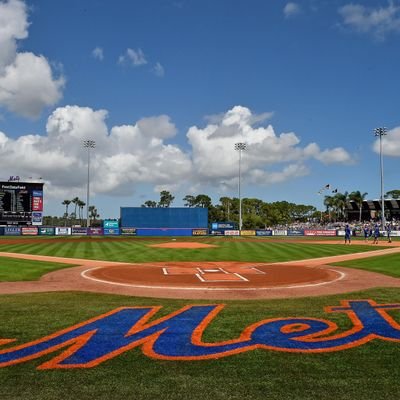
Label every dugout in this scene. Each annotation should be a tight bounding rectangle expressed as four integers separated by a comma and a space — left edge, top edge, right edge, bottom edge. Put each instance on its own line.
120, 207, 208, 236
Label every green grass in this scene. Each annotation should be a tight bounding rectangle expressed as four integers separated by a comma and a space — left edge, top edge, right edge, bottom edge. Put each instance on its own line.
0, 257, 76, 281
0, 237, 384, 264
0, 289, 400, 400
333, 252, 400, 278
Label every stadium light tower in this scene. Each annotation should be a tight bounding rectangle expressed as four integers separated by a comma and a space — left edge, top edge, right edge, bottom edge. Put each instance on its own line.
83, 139, 96, 228
234, 142, 247, 231
374, 127, 387, 228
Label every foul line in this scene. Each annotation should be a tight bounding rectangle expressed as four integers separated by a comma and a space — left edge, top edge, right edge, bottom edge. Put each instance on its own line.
80, 267, 346, 292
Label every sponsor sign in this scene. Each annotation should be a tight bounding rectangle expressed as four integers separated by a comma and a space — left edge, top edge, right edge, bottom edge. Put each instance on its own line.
88, 227, 103, 236
192, 229, 208, 236
21, 226, 38, 236
103, 220, 119, 229
389, 231, 400, 237
256, 230, 273, 236
304, 229, 337, 236
31, 212, 43, 226
287, 229, 304, 236
39, 227, 55, 235
4, 226, 21, 235
32, 197, 43, 212
210, 229, 225, 236
55, 227, 71, 236
104, 228, 120, 235
273, 230, 287, 236
120, 227, 137, 236
212, 222, 235, 230
71, 227, 88, 235
224, 230, 240, 236
240, 230, 256, 236
32, 190, 43, 197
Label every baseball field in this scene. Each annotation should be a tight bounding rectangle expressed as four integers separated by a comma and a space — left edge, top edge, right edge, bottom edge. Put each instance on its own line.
0, 236, 400, 400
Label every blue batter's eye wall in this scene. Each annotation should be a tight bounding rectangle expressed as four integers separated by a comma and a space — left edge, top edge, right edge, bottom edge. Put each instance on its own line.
120, 207, 208, 236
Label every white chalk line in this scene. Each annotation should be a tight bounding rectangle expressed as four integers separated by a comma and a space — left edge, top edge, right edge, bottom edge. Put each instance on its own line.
80, 267, 346, 292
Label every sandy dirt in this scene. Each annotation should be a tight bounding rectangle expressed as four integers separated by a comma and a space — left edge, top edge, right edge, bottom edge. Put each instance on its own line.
0, 239, 399, 299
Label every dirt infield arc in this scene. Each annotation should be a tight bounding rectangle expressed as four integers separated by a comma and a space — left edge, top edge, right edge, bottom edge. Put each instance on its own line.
1, 242, 400, 299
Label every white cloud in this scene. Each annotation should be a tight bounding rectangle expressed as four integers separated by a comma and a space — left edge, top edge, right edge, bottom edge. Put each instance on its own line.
0, 0, 65, 118
0, 105, 191, 197
0, 105, 353, 199
338, 2, 400, 40
373, 126, 400, 156
92, 47, 104, 61
153, 62, 165, 77
118, 48, 147, 66
284, 2, 301, 18
186, 105, 352, 185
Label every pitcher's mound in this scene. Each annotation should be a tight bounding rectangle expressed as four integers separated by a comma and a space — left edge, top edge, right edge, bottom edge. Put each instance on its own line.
149, 242, 217, 249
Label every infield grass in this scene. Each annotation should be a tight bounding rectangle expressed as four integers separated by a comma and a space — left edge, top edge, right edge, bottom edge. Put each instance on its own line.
0, 257, 76, 281
0, 289, 400, 400
333, 253, 400, 278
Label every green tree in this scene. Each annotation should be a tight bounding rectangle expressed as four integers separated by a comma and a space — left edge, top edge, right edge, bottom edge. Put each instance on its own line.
195, 194, 212, 208
183, 195, 197, 207
88, 205, 100, 225
158, 190, 175, 208
349, 190, 368, 222
385, 190, 400, 199
141, 200, 157, 208
61, 199, 71, 226
71, 197, 80, 223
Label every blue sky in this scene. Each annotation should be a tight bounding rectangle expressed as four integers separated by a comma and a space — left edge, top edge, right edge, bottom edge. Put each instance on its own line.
0, 0, 400, 218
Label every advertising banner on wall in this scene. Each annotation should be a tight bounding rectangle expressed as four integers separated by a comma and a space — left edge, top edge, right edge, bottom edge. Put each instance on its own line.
55, 227, 71, 236
4, 226, 21, 235
224, 230, 240, 236
211, 222, 236, 230
192, 229, 208, 236
39, 227, 55, 235
71, 227, 88, 235
287, 229, 305, 236
273, 230, 287, 236
103, 220, 119, 229
104, 228, 120, 235
88, 227, 103, 236
240, 230, 256, 236
256, 230, 273, 236
304, 229, 337, 236
21, 226, 38, 235
120, 227, 137, 236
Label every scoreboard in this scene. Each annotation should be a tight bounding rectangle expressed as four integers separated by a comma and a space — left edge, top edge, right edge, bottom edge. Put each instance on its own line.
0, 182, 44, 226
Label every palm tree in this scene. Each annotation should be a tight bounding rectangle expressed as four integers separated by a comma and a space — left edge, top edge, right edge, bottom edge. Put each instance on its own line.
333, 192, 349, 221
349, 191, 368, 222
61, 200, 71, 226
89, 206, 100, 225
78, 200, 86, 224
323, 195, 334, 221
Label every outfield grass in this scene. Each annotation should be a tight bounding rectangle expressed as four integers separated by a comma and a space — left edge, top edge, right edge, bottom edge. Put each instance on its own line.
0, 289, 400, 400
0, 257, 76, 282
333, 252, 400, 278
0, 237, 384, 264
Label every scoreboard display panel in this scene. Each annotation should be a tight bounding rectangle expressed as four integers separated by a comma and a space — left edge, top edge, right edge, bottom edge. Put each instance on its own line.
0, 182, 44, 226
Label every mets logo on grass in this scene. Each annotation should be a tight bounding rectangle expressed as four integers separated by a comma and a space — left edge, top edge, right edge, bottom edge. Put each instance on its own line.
1, 299, 400, 369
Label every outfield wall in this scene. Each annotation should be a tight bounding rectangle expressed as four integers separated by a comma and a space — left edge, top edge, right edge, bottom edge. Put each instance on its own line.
120, 207, 208, 236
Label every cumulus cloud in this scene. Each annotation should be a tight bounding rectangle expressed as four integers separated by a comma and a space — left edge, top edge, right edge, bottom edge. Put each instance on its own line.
0, 0, 65, 118
373, 126, 400, 156
284, 2, 301, 18
338, 2, 400, 40
0, 105, 353, 199
0, 105, 191, 197
186, 105, 352, 185
118, 48, 147, 66
92, 47, 104, 61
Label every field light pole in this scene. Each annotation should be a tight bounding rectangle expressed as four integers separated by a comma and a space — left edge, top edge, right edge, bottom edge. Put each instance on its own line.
235, 142, 247, 231
374, 127, 387, 228
83, 140, 96, 228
